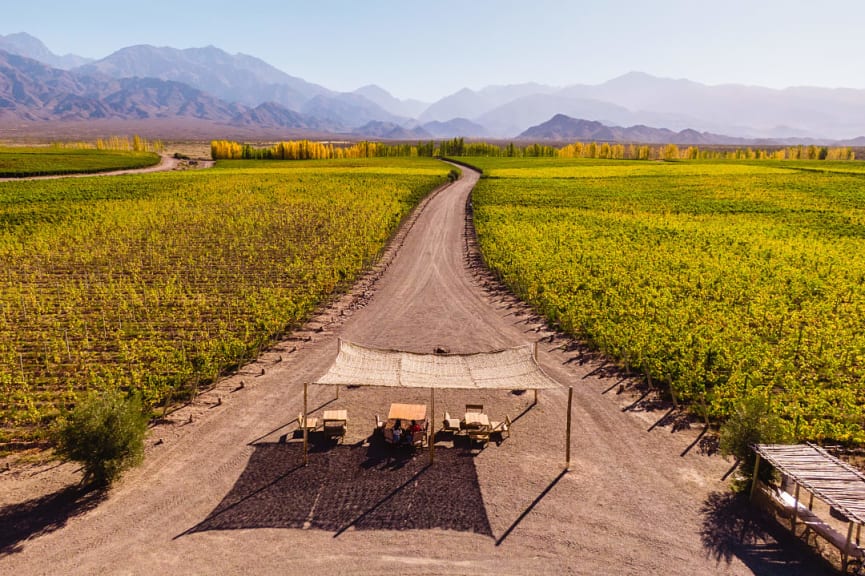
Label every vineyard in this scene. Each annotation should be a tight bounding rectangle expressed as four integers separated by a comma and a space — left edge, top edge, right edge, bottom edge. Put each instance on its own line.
0, 157, 449, 445
0, 147, 160, 178
470, 157, 865, 443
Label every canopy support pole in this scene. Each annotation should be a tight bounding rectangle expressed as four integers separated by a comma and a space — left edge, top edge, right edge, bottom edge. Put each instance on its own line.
791, 483, 800, 532
565, 386, 573, 469
844, 521, 854, 572
430, 387, 435, 465
336, 384, 339, 400
749, 453, 761, 502
533, 343, 539, 406
303, 382, 309, 466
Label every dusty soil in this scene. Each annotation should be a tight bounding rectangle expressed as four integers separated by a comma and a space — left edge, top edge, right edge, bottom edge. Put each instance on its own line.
0, 167, 836, 575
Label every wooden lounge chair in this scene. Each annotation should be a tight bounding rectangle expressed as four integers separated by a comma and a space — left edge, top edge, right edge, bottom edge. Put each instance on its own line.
490, 415, 511, 439
465, 404, 484, 414
443, 411, 461, 433
298, 412, 318, 431
375, 414, 385, 430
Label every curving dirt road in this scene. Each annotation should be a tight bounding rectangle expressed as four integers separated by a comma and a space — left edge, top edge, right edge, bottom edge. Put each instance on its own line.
0, 152, 213, 182
0, 166, 829, 575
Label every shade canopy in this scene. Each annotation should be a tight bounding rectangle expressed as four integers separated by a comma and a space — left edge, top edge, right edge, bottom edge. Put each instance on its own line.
314, 339, 560, 390
753, 443, 865, 525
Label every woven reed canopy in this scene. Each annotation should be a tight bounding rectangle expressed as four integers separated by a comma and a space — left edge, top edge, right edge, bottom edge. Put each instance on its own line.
314, 339, 560, 390
753, 443, 865, 524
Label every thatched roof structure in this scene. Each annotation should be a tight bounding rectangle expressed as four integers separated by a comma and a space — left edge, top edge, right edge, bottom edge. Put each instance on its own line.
753, 443, 865, 524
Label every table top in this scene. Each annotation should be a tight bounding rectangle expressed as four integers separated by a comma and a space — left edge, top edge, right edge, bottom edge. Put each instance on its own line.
388, 403, 426, 421
323, 409, 347, 422
464, 412, 490, 427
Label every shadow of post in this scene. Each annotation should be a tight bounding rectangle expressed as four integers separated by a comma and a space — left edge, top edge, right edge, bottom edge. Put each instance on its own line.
247, 398, 338, 446
495, 468, 567, 546
0, 484, 107, 556
509, 399, 537, 425
333, 464, 431, 537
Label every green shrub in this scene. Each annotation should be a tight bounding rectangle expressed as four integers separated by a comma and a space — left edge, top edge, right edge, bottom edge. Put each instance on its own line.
53, 390, 149, 487
720, 395, 787, 488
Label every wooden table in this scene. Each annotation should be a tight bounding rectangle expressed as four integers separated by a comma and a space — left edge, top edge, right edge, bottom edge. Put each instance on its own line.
385, 403, 428, 445
464, 412, 490, 428
323, 409, 347, 423
387, 403, 426, 421
322, 409, 347, 440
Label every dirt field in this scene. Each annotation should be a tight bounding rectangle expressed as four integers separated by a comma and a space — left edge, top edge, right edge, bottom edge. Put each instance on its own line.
0, 166, 835, 575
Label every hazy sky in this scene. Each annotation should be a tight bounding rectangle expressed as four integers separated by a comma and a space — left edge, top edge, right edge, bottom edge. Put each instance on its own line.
3, 0, 863, 101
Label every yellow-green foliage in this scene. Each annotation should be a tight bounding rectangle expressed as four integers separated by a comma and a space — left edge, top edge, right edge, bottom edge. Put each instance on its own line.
211, 140, 423, 160
471, 157, 865, 443
0, 158, 448, 444
211, 138, 855, 164
52, 135, 164, 153
0, 147, 159, 177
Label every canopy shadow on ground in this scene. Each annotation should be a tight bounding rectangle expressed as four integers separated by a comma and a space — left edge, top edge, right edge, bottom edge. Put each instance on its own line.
700, 491, 837, 576
183, 440, 491, 537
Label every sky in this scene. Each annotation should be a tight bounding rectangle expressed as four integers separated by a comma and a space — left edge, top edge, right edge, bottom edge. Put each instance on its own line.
3, 0, 864, 101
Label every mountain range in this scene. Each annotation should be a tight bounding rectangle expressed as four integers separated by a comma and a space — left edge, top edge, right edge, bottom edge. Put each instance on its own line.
1, 32, 865, 143
518, 115, 749, 145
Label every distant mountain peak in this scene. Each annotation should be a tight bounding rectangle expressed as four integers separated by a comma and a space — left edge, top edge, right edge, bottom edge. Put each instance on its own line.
0, 32, 92, 69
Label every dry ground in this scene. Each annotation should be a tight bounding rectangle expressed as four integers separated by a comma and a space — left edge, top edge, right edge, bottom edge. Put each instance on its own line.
0, 166, 836, 575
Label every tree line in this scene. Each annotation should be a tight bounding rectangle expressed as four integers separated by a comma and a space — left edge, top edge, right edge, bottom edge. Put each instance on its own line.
212, 138, 855, 162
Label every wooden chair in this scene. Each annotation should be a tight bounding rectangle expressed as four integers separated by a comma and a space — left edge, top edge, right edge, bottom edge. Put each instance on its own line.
490, 415, 511, 439
468, 426, 490, 448
465, 404, 484, 414
443, 411, 461, 433
323, 421, 346, 442
409, 427, 427, 448
372, 414, 387, 436
298, 412, 318, 432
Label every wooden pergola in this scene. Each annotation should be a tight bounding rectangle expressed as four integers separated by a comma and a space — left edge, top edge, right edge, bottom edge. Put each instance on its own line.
751, 443, 865, 571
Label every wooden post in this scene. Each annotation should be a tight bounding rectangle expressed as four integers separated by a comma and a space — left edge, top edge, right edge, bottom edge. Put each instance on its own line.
749, 453, 761, 502
791, 483, 800, 532
843, 521, 855, 572
303, 382, 309, 466
336, 384, 340, 400
532, 343, 539, 406
565, 387, 573, 469
430, 387, 435, 465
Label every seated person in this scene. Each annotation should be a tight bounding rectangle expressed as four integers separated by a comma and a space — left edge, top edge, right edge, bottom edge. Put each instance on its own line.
408, 420, 423, 445
392, 419, 403, 444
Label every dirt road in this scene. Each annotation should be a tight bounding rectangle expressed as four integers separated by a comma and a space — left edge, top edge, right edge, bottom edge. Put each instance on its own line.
0, 153, 212, 182
0, 166, 829, 575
